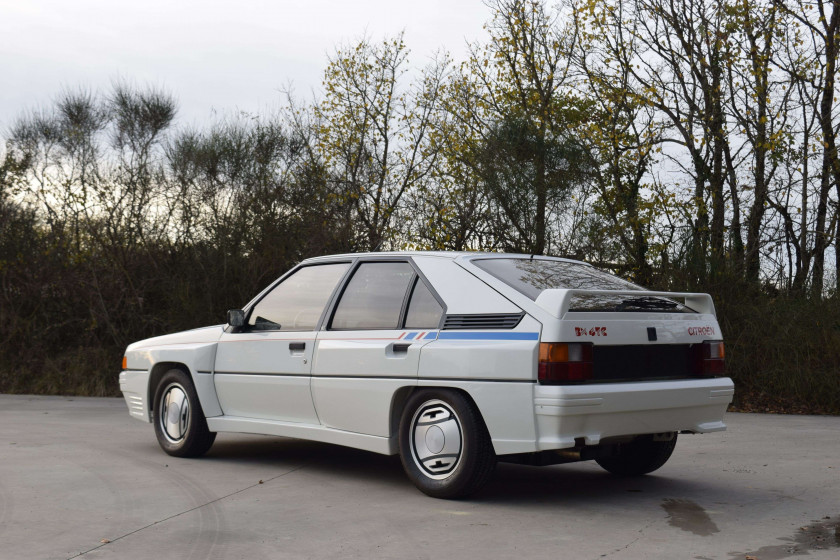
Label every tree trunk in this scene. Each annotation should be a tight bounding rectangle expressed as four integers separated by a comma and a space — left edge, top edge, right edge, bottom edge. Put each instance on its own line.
810, 0, 840, 299
708, 60, 727, 280
533, 126, 548, 255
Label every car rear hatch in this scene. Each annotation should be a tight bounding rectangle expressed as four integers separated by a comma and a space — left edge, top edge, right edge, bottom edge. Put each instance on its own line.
466, 257, 725, 384
535, 288, 723, 384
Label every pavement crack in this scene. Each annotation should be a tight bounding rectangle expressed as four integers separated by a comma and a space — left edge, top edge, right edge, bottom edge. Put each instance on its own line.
67, 462, 308, 559
597, 519, 657, 559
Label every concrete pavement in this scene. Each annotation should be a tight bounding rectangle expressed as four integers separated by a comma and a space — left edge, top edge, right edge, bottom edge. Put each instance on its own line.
0, 394, 838, 560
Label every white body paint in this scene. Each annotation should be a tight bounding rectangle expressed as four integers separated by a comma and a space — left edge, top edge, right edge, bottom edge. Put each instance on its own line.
120, 252, 733, 457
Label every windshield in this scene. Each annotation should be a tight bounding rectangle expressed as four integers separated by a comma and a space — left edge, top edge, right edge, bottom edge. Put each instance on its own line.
473, 258, 694, 313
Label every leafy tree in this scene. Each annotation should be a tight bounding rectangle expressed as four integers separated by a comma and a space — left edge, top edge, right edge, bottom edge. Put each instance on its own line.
315, 34, 445, 250
725, 0, 789, 283
441, 0, 593, 255
572, 0, 665, 283
775, 0, 840, 297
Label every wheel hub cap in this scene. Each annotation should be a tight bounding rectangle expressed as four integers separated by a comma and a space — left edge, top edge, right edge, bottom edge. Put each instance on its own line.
161, 385, 189, 443
411, 401, 462, 479
425, 425, 445, 454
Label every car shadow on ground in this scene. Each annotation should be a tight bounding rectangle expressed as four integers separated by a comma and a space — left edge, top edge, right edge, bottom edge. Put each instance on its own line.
200, 434, 729, 507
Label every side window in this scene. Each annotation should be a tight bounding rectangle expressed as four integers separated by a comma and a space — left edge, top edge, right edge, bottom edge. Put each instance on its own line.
331, 262, 414, 329
404, 278, 443, 329
248, 263, 350, 331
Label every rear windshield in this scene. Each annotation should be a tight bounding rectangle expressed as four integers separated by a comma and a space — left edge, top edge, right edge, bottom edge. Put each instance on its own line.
473, 258, 693, 313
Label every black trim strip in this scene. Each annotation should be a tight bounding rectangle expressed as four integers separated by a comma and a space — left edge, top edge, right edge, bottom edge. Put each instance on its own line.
197, 370, 212, 374
398, 274, 418, 328
213, 371, 535, 383
122, 368, 147, 373
214, 371, 310, 377
332, 376, 535, 384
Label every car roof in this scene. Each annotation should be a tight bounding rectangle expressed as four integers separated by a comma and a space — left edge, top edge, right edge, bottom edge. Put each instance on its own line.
300, 251, 589, 266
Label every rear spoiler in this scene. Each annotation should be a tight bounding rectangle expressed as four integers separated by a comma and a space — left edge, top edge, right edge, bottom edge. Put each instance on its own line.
534, 289, 716, 318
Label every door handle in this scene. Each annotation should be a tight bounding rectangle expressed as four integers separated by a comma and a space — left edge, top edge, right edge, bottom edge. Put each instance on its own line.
289, 342, 306, 352
392, 343, 411, 353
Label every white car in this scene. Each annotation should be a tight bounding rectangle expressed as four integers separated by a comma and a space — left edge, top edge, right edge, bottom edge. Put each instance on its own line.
119, 252, 733, 498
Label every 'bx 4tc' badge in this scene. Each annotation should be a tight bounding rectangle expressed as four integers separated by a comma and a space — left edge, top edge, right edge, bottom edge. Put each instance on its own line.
575, 327, 607, 337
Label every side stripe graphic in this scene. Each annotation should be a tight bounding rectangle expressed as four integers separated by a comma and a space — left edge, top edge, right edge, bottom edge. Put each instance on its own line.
436, 332, 539, 341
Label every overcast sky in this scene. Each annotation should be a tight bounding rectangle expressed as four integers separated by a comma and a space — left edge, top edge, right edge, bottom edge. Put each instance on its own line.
0, 0, 489, 132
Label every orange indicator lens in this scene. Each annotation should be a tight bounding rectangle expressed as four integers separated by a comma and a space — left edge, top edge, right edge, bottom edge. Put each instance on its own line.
538, 342, 594, 383
540, 343, 569, 363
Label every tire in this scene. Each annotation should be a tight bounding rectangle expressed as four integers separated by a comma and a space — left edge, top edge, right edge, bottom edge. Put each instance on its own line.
398, 389, 496, 499
152, 368, 216, 458
595, 434, 678, 476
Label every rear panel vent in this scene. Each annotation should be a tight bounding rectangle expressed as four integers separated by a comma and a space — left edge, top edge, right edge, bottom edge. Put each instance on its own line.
443, 313, 524, 330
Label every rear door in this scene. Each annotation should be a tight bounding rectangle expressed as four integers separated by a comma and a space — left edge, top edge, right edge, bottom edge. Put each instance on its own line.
311, 260, 444, 436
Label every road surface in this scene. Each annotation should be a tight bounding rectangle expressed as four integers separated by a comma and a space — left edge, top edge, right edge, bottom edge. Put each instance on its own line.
0, 394, 838, 559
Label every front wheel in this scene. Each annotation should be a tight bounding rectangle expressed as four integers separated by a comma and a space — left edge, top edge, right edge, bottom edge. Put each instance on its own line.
398, 390, 496, 499
152, 368, 216, 458
595, 434, 678, 476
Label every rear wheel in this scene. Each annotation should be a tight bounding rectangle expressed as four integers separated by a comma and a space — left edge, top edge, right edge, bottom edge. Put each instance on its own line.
398, 389, 496, 499
153, 368, 216, 457
595, 434, 677, 476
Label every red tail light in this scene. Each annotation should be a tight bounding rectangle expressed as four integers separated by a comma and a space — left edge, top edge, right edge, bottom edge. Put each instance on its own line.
693, 341, 725, 377
538, 342, 593, 383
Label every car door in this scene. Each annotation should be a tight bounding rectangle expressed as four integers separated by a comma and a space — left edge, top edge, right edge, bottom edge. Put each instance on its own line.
214, 262, 351, 424
311, 260, 445, 436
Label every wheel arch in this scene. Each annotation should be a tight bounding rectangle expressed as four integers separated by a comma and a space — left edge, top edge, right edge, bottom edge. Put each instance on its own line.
390, 381, 538, 456
146, 360, 223, 418
389, 385, 488, 442
147, 362, 188, 412
388, 385, 417, 443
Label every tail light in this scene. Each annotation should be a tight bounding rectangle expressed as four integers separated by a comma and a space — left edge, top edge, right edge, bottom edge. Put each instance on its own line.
692, 341, 725, 377
538, 342, 593, 383
122, 356, 127, 370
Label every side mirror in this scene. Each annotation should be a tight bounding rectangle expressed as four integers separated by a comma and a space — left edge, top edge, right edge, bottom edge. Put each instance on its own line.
227, 309, 246, 328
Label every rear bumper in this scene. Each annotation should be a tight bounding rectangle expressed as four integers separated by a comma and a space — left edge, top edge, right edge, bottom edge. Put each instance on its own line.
534, 377, 734, 450
119, 369, 151, 423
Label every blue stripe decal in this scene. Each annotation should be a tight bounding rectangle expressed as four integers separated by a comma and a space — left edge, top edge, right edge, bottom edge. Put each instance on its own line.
437, 332, 539, 341
424, 332, 438, 340
405, 332, 418, 340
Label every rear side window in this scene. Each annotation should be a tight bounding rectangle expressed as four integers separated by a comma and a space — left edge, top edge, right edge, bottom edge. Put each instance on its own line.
331, 262, 414, 329
404, 279, 443, 329
248, 263, 350, 331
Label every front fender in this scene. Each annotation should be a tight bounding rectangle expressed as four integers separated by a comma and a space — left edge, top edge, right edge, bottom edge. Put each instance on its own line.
125, 342, 223, 419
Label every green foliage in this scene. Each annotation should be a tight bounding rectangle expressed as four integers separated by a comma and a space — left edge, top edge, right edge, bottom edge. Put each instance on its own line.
472, 111, 595, 252
315, 34, 444, 250
715, 289, 840, 414
0, 85, 356, 396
